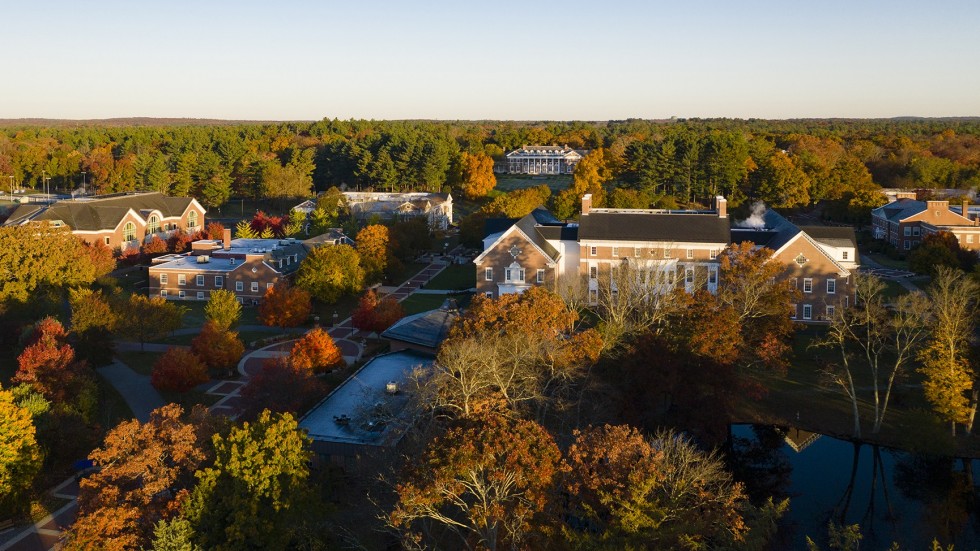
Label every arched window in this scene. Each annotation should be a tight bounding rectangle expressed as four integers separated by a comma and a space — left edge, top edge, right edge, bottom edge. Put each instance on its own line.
123, 222, 136, 242
188, 211, 198, 228
147, 215, 159, 234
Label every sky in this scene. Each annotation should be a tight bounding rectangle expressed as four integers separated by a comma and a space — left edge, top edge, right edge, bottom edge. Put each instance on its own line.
1, 0, 979, 120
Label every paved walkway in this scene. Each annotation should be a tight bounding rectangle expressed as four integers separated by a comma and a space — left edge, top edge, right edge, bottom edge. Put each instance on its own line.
856, 254, 921, 293
0, 477, 79, 551
96, 361, 165, 423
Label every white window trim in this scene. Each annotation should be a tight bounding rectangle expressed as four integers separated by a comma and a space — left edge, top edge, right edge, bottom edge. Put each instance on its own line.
612, 246, 619, 257
842, 251, 848, 260
215, 276, 223, 287
178, 290, 186, 299
178, 274, 186, 286
485, 268, 493, 281
161, 290, 168, 297
826, 305, 836, 319
251, 282, 259, 292
790, 303, 797, 319
160, 273, 168, 284
686, 249, 694, 259
235, 281, 244, 292
803, 278, 813, 293
903, 226, 911, 236
802, 304, 812, 320
827, 278, 836, 294
197, 291, 204, 299
196, 275, 204, 286
536, 269, 545, 283
485, 292, 493, 298
590, 246, 597, 257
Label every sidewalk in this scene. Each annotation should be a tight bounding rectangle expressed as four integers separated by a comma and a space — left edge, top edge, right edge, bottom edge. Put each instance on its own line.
96, 361, 165, 423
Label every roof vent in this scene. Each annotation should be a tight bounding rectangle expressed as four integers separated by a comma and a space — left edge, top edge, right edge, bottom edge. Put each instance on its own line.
197, 255, 209, 264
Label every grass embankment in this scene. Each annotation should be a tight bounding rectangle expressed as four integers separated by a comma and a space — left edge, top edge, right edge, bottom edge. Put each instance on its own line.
735, 326, 978, 456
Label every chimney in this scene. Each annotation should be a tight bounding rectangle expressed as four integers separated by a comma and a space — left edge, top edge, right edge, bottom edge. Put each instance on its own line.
926, 200, 949, 217
223, 228, 231, 250
963, 199, 971, 220
715, 196, 728, 218
581, 194, 592, 215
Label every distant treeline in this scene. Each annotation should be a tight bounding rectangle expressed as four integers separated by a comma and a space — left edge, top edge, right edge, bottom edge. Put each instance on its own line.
2, 118, 979, 211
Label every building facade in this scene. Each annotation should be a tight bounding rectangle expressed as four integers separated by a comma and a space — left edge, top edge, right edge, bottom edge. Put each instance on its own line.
503, 145, 584, 175
4, 192, 205, 251
343, 192, 452, 230
872, 199, 980, 252
476, 195, 859, 322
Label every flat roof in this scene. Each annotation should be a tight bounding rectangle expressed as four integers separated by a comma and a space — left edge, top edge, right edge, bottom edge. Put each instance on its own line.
299, 351, 434, 447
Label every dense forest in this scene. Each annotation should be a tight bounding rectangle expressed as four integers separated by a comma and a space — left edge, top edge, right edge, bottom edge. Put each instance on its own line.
2, 118, 979, 216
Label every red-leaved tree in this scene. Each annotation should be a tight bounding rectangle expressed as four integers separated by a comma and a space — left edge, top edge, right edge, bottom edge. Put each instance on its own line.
288, 328, 345, 373
141, 236, 169, 256
167, 232, 192, 253
240, 358, 327, 420
351, 290, 404, 334
204, 221, 226, 240
151, 348, 209, 392
14, 317, 87, 402
191, 321, 245, 376
250, 211, 286, 238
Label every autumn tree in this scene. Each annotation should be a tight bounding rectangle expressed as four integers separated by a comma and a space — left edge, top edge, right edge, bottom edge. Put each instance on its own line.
81, 241, 116, 279
390, 413, 562, 550
919, 268, 979, 436
908, 231, 977, 276
355, 224, 390, 283
142, 235, 169, 256
234, 219, 257, 239
294, 244, 365, 303
204, 289, 242, 330
14, 317, 88, 403
184, 410, 316, 550
258, 283, 312, 331
552, 148, 612, 219
151, 348, 209, 392
191, 322, 245, 377
0, 386, 42, 518
0, 223, 102, 307
351, 289, 404, 333
70, 288, 117, 365
239, 358, 327, 419
560, 425, 781, 550
70, 404, 216, 551
459, 151, 497, 199
288, 327, 345, 373
204, 221, 226, 240
167, 231, 192, 253
115, 294, 186, 351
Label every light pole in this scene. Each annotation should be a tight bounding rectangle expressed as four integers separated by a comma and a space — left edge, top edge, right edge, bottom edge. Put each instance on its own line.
81, 171, 86, 194
7, 176, 12, 196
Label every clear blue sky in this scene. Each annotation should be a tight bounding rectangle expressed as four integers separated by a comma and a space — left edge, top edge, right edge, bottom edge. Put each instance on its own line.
2, 0, 979, 120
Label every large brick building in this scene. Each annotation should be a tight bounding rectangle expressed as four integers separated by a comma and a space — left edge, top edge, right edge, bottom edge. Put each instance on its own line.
477, 195, 858, 322
871, 198, 980, 252
3, 192, 205, 251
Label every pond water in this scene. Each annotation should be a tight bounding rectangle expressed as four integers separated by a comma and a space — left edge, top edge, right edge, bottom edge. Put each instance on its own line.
728, 424, 980, 550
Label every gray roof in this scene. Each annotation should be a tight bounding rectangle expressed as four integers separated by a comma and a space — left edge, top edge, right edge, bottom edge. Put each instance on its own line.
4, 192, 197, 231
872, 199, 927, 222
514, 208, 563, 260
730, 209, 800, 251
579, 211, 730, 244
381, 300, 459, 349
799, 226, 858, 249
299, 351, 435, 446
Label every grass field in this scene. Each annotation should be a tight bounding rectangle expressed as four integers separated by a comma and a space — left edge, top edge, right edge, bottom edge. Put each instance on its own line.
400, 291, 473, 315
424, 264, 475, 290
494, 174, 573, 193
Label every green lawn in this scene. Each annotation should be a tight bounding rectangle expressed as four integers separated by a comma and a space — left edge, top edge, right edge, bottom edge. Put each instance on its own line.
495, 174, 573, 193
400, 291, 473, 315
116, 351, 160, 376
386, 261, 427, 287
425, 264, 475, 290
881, 279, 909, 299
864, 252, 909, 270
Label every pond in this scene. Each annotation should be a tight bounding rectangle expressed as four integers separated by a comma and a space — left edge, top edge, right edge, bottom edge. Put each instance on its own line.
728, 424, 980, 550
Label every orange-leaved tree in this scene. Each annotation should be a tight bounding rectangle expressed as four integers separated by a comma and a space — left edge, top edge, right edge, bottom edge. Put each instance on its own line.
191, 321, 245, 377
459, 151, 497, 200
151, 348, 209, 392
71, 404, 217, 550
258, 283, 312, 331
355, 224, 391, 284
390, 413, 562, 550
351, 290, 404, 334
288, 327, 345, 373
14, 317, 88, 402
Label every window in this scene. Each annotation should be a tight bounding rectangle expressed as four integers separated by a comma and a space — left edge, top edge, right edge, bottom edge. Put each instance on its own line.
827, 278, 836, 294
686, 249, 694, 259
485, 268, 493, 281
215, 276, 223, 287
968, 235, 975, 244
709, 249, 717, 259
267, 282, 274, 290
842, 251, 849, 260
485, 292, 493, 298
147, 215, 159, 234
160, 273, 168, 284
104, 236, 110, 245
197, 291, 204, 300
708, 268, 717, 285
178, 291, 186, 299
802, 304, 812, 320
588, 289, 598, 304
178, 274, 186, 286
235, 281, 243, 292
589, 265, 598, 279
904, 240, 910, 250
635, 247, 641, 257
844, 296, 849, 308
790, 304, 797, 319
519, 268, 525, 282
505, 268, 512, 282
912, 227, 920, 236
612, 246, 619, 257
903, 227, 911, 236
685, 268, 694, 284
251, 282, 259, 292
664, 248, 671, 258
188, 211, 198, 228
803, 278, 813, 293
161, 290, 168, 298
536, 269, 545, 283
123, 221, 136, 242
196, 275, 204, 286
590, 246, 597, 257
826, 305, 836, 319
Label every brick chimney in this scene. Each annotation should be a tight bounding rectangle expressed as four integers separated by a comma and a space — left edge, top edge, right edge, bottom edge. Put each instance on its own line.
223, 228, 231, 250
964, 199, 971, 221
715, 196, 728, 218
581, 194, 592, 215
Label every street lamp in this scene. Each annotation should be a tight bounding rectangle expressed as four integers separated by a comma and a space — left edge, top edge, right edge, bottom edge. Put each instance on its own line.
81, 171, 86, 194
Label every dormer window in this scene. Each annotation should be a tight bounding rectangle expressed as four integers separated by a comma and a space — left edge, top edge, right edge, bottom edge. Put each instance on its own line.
147, 215, 160, 234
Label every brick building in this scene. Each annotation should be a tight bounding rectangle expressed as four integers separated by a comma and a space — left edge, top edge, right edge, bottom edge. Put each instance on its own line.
871, 198, 980, 252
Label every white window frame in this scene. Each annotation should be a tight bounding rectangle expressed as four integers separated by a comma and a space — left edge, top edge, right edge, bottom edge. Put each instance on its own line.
197, 291, 204, 300
612, 246, 619, 257
827, 278, 836, 294
967, 234, 975, 243
485, 268, 493, 281
708, 268, 717, 285
912, 227, 920, 236
267, 282, 274, 290
104, 236, 110, 245
790, 303, 797, 319
686, 248, 694, 259
802, 304, 812, 320
196, 275, 204, 286
634, 247, 641, 258
178, 274, 186, 286
664, 248, 671, 259
235, 281, 243, 292
826, 305, 836, 319
251, 282, 259, 292
485, 292, 493, 298
685, 267, 694, 284
589, 265, 598, 280
160, 290, 168, 298
709, 249, 717, 259
842, 251, 848, 260
215, 276, 223, 287
178, 290, 186, 299
536, 269, 545, 283
803, 278, 813, 293
904, 226, 911, 236
160, 273, 168, 284
590, 246, 597, 257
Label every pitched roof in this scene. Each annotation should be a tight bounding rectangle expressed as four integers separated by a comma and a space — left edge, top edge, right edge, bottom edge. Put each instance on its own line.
872, 198, 926, 222
381, 300, 459, 349
799, 226, 858, 249
514, 210, 560, 260
4, 192, 198, 231
730, 209, 800, 251
579, 211, 730, 244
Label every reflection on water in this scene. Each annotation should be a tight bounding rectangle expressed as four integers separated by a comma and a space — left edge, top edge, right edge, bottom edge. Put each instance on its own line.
728, 424, 980, 550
